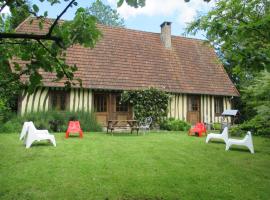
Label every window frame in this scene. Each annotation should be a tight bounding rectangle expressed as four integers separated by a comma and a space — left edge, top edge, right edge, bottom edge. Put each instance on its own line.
50, 90, 68, 111
214, 96, 224, 116
115, 94, 128, 112
94, 93, 108, 113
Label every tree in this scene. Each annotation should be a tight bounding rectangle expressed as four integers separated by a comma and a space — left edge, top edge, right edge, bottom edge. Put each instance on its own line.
0, 0, 210, 91
87, 0, 124, 27
186, 0, 270, 80
232, 71, 270, 135
186, 0, 270, 133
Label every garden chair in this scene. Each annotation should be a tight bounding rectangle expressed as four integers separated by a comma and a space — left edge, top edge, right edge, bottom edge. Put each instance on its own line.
225, 131, 254, 153
206, 127, 228, 144
20, 121, 32, 141
139, 117, 152, 135
20, 121, 50, 141
66, 121, 83, 138
189, 123, 207, 137
25, 122, 56, 148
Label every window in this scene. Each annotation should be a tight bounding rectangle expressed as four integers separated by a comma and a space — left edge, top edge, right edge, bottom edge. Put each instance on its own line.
94, 94, 107, 112
188, 95, 200, 111
50, 91, 67, 111
215, 97, 224, 116
116, 95, 128, 112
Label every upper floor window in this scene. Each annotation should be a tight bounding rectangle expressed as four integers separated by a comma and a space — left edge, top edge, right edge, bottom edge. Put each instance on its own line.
116, 94, 128, 112
215, 97, 224, 116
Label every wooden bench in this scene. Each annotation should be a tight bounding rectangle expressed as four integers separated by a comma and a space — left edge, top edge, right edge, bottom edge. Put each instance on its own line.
107, 120, 139, 135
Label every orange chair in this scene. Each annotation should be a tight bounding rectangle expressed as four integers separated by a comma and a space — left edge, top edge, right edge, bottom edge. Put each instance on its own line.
66, 121, 83, 138
189, 123, 207, 137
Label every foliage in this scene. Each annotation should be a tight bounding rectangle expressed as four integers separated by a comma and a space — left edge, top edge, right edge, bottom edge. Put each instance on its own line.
0, 55, 23, 111
121, 88, 170, 125
212, 122, 221, 130
0, 1, 102, 92
186, 0, 270, 76
0, 111, 102, 133
186, 0, 270, 131
5, 0, 31, 30
87, 0, 125, 27
231, 71, 270, 136
160, 118, 191, 131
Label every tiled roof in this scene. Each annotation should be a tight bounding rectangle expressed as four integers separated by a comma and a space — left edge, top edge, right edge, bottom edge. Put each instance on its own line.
16, 17, 239, 96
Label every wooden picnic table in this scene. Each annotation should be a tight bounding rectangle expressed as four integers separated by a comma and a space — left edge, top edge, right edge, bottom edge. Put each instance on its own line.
107, 120, 139, 135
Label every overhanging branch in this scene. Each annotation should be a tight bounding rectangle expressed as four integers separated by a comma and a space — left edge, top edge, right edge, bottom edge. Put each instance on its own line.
0, 33, 61, 41
47, 0, 76, 36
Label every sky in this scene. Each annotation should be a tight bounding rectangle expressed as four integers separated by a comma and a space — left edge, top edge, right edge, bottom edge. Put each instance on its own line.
2, 0, 216, 39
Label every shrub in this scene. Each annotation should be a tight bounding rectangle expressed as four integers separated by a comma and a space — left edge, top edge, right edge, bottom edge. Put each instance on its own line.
0, 111, 102, 133
160, 118, 191, 131
212, 123, 221, 130
230, 114, 270, 136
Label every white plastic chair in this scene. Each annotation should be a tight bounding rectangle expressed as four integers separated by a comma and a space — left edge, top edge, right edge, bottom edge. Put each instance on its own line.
20, 122, 32, 141
206, 127, 228, 144
226, 131, 254, 154
139, 117, 152, 134
23, 122, 56, 148
20, 121, 50, 140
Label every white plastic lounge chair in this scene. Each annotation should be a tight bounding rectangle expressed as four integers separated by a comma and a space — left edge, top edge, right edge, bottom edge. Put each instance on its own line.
206, 127, 228, 144
226, 131, 254, 154
139, 117, 152, 134
24, 122, 56, 148
20, 122, 32, 141
20, 121, 50, 140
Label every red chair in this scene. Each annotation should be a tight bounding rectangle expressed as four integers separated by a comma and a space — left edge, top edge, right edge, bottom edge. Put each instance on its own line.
189, 122, 207, 137
66, 121, 83, 138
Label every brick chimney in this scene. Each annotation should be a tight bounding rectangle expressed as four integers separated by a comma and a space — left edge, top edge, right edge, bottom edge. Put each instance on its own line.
160, 22, 172, 49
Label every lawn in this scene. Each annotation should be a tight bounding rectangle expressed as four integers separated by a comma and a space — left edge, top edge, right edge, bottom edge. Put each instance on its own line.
0, 132, 270, 200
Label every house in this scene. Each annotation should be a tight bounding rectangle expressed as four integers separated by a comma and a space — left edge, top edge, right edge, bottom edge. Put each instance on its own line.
16, 17, 239, 125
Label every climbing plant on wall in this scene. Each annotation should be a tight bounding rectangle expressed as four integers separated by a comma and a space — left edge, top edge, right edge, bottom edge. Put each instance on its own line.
121, 87, 170, 125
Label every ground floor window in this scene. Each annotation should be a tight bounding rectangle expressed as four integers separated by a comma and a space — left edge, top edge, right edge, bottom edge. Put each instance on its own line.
214, 96, 224, 116
50, 90, 67, 110
94, 94, 107, 112
115, 94, 128, 112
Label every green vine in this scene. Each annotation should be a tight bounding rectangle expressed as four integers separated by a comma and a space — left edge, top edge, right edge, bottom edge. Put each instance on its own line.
121, 87, 170, 125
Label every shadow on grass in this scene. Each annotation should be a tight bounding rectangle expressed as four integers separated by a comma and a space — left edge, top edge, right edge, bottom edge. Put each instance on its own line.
209, 140, 226, 144
106, 132, 143, 137
27, 142, 55, 148
227, 147, 257, 153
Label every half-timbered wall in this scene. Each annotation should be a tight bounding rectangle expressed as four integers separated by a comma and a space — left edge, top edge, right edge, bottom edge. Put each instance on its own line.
19, 87, 93, 115
20, 88, 232, 124
19, 88, 50, 115
168, 94, 231, 123
69, 88, 93, 112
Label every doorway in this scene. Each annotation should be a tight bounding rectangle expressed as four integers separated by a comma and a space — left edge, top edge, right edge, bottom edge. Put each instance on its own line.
187, 95, 201, 125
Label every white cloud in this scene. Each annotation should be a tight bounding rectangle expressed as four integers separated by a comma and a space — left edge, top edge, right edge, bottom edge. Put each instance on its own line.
107, 0, 215, 27
1, 6, 10, 15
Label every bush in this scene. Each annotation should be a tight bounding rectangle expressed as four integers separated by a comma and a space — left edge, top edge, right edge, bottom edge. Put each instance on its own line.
0, 111, 102, 133
212, 123, 221, 130
230, 114, 270, 136
160, 118, 191, 131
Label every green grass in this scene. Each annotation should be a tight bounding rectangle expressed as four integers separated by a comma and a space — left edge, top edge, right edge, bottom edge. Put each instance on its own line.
0, 132, 270, 200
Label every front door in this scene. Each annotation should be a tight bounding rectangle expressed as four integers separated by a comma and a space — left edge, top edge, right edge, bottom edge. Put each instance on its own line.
187, 95, 200, 125
94, 93, 109, 126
